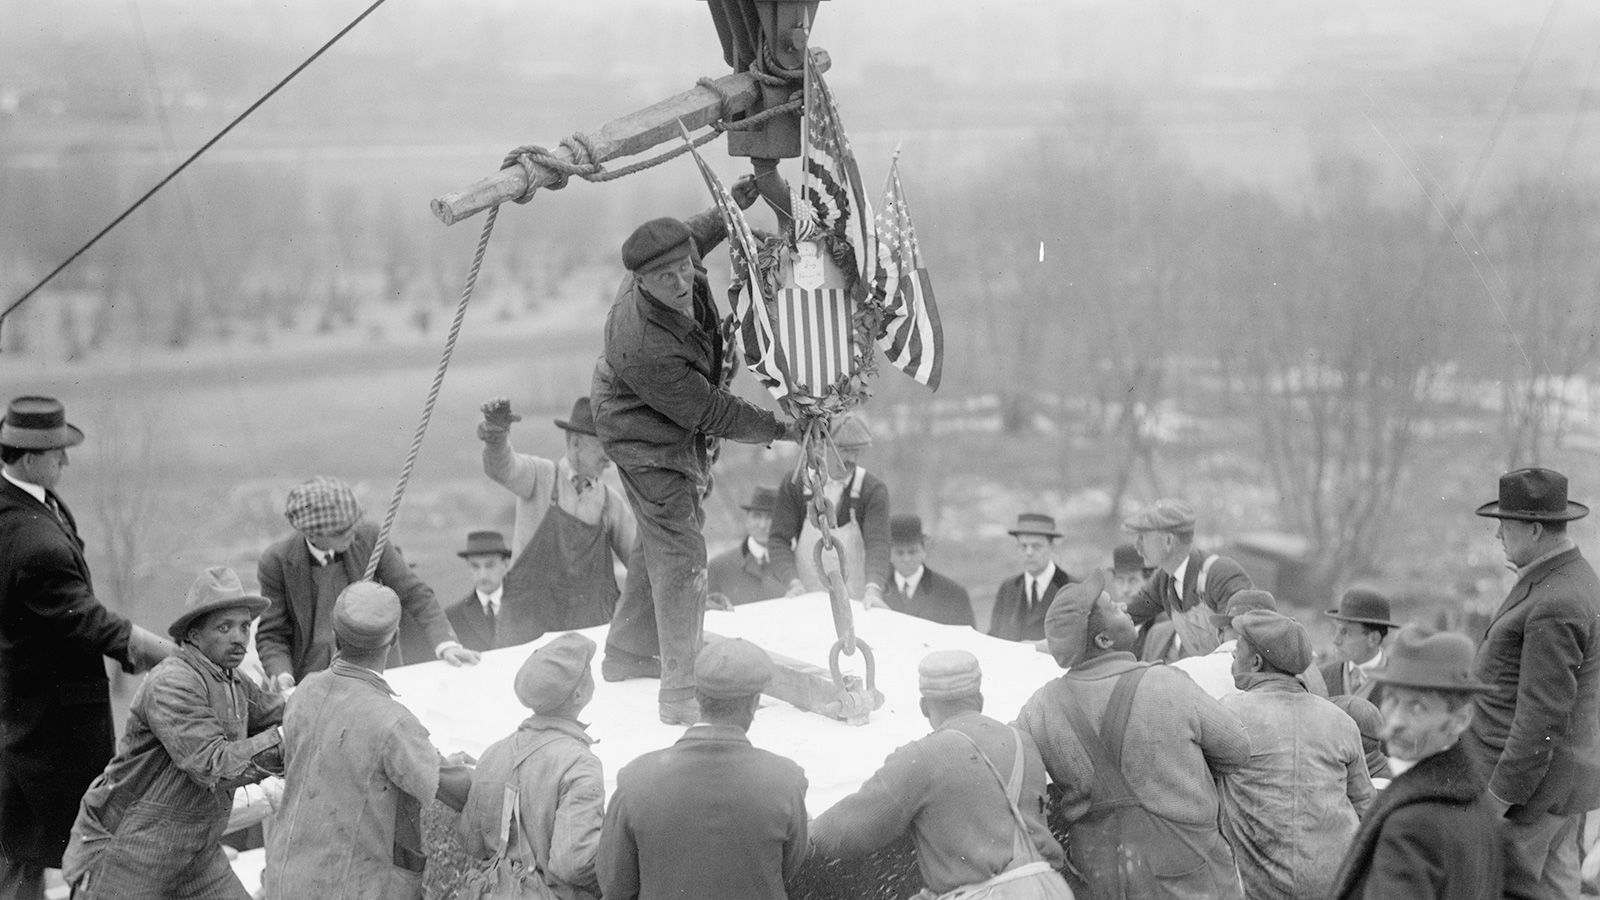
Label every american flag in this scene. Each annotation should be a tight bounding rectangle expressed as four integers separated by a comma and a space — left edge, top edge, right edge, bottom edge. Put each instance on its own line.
874, 158, 944, 391
679, 125, 792, 400
797, 54, 881, 298
777, 283, 855, 396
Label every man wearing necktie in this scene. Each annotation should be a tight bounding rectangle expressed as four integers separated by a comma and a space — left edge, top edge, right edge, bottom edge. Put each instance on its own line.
987, 513, 1076, 645
706, 485, 786, 607
477, 396, 638, 644
1124, 498, 1254, 660
884, 514, 974, 627
1319, 587, 1402, 708
443, 530, 512, 652
0, 396, 176, 900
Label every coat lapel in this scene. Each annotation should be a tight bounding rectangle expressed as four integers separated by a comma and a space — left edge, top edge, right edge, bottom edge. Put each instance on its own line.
1489, 548, 1580, 628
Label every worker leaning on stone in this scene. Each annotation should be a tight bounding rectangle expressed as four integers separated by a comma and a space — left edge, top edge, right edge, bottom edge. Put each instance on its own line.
591, 185, 801, 726
62, 567, 286, 900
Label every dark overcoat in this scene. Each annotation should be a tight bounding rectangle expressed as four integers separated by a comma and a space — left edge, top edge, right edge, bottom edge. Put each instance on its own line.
707, 540, 786, 606
444, 592, 495, 653
886, 567, 974, 627
1329, 741, 1503, 899
988, 567, 1073, 642
1319, 659, 1389, 710
0, 477, 136, 866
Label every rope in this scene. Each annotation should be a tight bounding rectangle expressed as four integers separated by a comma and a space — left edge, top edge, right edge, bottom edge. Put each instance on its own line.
0, 0, 397, 344
363, 202, 500, 580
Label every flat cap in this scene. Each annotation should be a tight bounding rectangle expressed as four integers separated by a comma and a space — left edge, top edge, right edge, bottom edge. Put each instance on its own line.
918, 650, 982, 699
1122, 498, 1197, 534
333, 581, 400, 650
1233, 609, 1312, 674
622, 217, 694, 273
1044, 569, 1105, 669
831, 412, 873, 450
285, 476, 362, 538
515, 632, 597, 713
1209, 588, 1278, 630
695, 638, 773, 699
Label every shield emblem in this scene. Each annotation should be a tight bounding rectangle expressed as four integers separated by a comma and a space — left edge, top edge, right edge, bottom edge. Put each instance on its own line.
776, 241, 856, 398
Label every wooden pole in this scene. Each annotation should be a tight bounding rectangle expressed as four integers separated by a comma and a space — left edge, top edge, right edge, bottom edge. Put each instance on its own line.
429, 50, 829, 226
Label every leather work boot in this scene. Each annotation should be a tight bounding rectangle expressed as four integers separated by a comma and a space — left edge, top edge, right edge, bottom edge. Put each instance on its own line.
601, 650, 662, 682
658, 696, 700, 726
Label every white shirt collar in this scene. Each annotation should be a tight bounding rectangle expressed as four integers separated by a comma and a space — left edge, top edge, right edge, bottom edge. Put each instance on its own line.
305, 539, 335, 565
746, 536, 768, 563
1172, 553, 1190, 586
477, 587, 503, 613
898, 565, 926, 597
1353, 648, 1386, 674
1027, 562, 1058, 595
2, 469, 46, 505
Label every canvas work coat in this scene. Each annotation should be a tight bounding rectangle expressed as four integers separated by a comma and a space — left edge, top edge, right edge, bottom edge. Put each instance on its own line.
1126, 549, 1252, 658
62, 645, 284, 898
811, 711, 1063, 894
1465, 544, 1600, 817
1217, 674, 1372, 900
1014, 652, 1250, 900
458, 716, 605, 900
598, 724, 807, 900
1329, 740, 1504, 899
264, 660, 442, 900
0, 476, 139, 867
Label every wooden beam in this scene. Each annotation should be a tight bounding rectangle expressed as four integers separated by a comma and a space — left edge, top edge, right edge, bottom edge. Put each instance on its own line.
429, 50, 829, 226
704, 629, 884, 726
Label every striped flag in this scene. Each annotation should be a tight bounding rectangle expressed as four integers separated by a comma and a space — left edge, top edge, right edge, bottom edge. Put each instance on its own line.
777, 284, 855, 396
797, 54, 880, 298
875, 158, 944, 391
679, 125, 792, 400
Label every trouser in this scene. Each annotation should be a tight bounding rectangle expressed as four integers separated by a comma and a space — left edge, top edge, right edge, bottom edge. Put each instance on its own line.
1504, 810, 1581, 900
608, 465, 708, 702
0, 854, 45, 900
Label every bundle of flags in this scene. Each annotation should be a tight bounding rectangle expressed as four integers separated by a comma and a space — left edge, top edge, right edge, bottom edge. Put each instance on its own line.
683, 51, 943, 408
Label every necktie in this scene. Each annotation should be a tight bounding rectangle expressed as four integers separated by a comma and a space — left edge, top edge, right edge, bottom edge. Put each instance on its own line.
45, 495, 66, 527
899, 577, 911, 597
1028, 579, 1039, 610
485, 603, 497, 638
1348, 665, 1365, 692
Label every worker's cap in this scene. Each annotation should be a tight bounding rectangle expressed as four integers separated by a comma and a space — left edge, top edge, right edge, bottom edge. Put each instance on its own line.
694, 638, 773, 699
1208, 589, 1278, 630
333, 581, 400, 650
918, 650, 982, 699
284, 476, 362, 538
515, 633, 597, 713
1233, 609, 1312, 674
830, 412, 873, 450
1121, 498, 1197, 534
1044, 570, 1106, 669
622, 217, 695, 273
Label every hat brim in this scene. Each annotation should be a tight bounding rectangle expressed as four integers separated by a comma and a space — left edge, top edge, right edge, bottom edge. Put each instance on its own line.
1008, 528, 1062, 539
1325, 611, 1404, 628
168, 595, 270, 640
457, 549, 512, 559
553, 418, 598, 437
1368, 670, 1492, 693
0, 422, 85, 450
1474, 499, 1589, 522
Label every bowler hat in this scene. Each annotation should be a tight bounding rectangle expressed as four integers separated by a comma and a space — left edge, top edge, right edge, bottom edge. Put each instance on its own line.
890, 514, 927, 545
553, 397, 599, 437
1370, 626, 1490, 692
1122, 498, 1197, 534
1112, 543, 1144, 575
515, 633, 597, 712
1044, 569, 1105, 669
1209, 588, 1278, 630
1007, 512, 1061, 539
622, 217, 694, 273
333, 581, 401, 650
168, 566, 270, 640
695, 638, 773, 699
1326, 587, 1401, 628
1474, 467, 1589, 522
918, 650, 982, 699
458, 530, 512, 559
742, 486, 778, 513
1, 396, 84, 451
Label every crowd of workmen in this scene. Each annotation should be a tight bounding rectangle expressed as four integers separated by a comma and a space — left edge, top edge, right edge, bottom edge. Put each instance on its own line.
2, 203, 1598, 900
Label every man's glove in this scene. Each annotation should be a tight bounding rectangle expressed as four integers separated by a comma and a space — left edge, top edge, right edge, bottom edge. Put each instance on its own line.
477, 397, 522, 444
732, 174, 761, 211
126, 624, 177, 673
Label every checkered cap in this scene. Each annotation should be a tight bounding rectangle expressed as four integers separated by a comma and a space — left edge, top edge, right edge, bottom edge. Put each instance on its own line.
284, 476, 362, 537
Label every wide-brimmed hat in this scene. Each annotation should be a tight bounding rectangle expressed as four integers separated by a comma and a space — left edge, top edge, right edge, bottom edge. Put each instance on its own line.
168, 566, 269, 640
554, 397, 598, 437
1474, 467, 1588, 522
1370, 626, 1490, 692
742, 486, 778, 513
1326, 587, 1402, 628
1008, 512, 1061, 539
1122, 498, 1197, 534
891, 514, 927, 545
1, 396, 85, 451
1209, 588, 1278, 630
458, 530, 512, 559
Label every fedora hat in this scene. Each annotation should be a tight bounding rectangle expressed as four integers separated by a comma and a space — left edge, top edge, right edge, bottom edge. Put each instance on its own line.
1, 396, 85, 451
169, 566, 270, 640
1370, 626, 1490, 692
458, 530, 512, 559
1326, 587, 1402, 628
742, 486, 778, 513
1008, 512, 1061, 539
553, 397, 598, 437
1475, 467, 1588, 522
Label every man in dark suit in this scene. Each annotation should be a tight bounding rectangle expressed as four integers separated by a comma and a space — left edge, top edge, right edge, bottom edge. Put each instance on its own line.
1123, 498, 1252, 659
885, 515, 973, 627
0, 396, 174, 899
598, 639, 808, 900
987, 512, 1074, 644
1320, 587, 1402, 709
707, 485, 785, 607
443, 530, 513, 652
256, 476, 476, 692
1465, 467, 1600, 900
